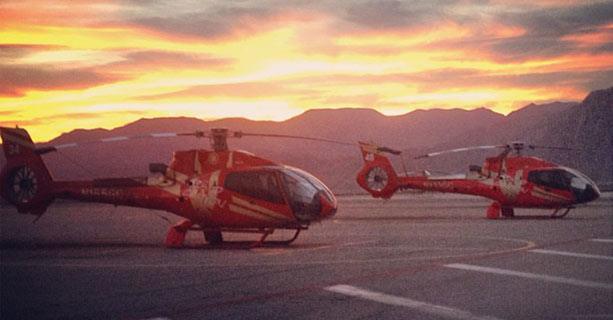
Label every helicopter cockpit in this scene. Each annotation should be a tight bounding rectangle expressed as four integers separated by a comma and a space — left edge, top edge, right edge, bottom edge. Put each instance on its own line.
223, 166, 336, 222
527, 167, 600, 203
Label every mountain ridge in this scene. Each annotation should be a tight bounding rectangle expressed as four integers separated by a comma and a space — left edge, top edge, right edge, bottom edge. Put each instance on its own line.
2, 87, 611, 194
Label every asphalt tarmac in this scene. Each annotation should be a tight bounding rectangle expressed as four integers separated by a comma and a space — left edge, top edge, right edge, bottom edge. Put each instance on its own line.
1, 193, 612, 320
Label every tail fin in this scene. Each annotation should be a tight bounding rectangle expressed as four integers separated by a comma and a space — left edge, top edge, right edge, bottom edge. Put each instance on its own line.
0, 127, 54, 214
356, 142, 398, 199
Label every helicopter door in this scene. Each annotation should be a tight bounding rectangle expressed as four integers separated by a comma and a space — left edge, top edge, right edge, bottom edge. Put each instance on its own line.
223, 170, 292, 222
224, 170, 285, 204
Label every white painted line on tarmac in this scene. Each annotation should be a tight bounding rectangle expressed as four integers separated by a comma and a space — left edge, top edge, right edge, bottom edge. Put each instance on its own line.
530, 249, 613, 261
445, 264, 613, 290
591, 239, 613, 243
325, 284, 503, 320
562, 314, 613, 319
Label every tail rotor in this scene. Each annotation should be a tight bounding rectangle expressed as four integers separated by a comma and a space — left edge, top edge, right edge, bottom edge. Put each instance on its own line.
1, 127, 54, 214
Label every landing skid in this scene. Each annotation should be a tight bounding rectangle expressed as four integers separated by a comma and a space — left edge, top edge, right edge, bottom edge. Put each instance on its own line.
165, 219, 306, 248
486, 203, 573, 220
550, 207, 572, 219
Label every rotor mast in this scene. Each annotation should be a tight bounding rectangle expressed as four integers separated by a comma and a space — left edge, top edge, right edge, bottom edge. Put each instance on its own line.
211, 128, 229, 151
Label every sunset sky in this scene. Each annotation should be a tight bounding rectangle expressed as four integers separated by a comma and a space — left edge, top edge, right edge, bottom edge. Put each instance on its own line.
1, 0, 611, 141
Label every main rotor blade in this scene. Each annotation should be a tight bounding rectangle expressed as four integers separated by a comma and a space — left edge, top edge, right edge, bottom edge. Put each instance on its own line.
528, 144, 576, 151
414, 145, 503, 159
377, 146, 402, 155
40, 131, 204, 152
234, 131, 355, 147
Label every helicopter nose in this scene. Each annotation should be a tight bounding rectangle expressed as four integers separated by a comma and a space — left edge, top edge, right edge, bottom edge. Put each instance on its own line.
576, 184, 600, 203
319, 194, 337, 218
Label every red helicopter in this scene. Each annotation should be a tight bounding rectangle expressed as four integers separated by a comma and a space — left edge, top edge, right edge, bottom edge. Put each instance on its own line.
0, 127, 337, 247
356, 141, 601, 219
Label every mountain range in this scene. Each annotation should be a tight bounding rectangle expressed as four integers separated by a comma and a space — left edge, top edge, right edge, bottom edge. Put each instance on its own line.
3, 87, 612, 194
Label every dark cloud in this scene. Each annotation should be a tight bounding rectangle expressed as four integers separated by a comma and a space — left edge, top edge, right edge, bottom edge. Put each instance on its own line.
0, 44, 66, 59
590, 41, 613, 55
488, 1, 613, 59
124, 2, 282, 39
340, 0, 452, 30
108, 50, 233, 70
135, 81, 318, 101
0, 65, 124, 97
487, 36, 577, 60
120, 0, 612, 64
502, 1, 613, 37
122, 0, 460, 39
399, 69, 613, 93
576, 70, 613, 92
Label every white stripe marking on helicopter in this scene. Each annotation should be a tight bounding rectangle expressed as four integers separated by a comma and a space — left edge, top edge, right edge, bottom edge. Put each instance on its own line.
227, 151, 234, 168
228, 204, 273, 222
531, 187, 570, 202
232, 196, 289, 221
530, 249, 613, 261
591, 239, 613, 243
325, 285, 502, 320
446, 264, 613, 290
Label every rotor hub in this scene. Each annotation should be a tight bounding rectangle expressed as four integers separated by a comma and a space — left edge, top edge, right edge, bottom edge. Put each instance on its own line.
509, 141, 526, 155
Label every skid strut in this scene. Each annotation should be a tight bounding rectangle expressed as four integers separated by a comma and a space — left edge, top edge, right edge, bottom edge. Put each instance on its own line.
253, 228, 302, 247
551, 207, 572, 219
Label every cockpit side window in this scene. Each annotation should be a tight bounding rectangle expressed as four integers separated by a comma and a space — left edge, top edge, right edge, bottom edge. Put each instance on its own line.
224, 170, 284, 204
528, 169, 573, 190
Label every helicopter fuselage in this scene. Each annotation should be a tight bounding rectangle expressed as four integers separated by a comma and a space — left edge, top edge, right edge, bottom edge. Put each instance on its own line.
393, 156, 600, 208
47, 149, 337, 229
356, 142, 600, 218
0, 126, 337, 246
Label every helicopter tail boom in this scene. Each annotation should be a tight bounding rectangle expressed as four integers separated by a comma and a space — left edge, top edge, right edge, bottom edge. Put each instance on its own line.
0, 127, 55, 215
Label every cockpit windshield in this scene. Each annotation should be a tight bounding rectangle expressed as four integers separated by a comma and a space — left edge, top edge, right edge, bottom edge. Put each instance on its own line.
528, 169, 573, 190
527, 167, 600, 203
280, 167, 335, 221
281, 167, 334, 201
528, 168, 589, 191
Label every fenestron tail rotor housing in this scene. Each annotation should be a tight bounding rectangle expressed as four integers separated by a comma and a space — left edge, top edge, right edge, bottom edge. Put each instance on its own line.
365, 166, 389, 192
6, 166, 38, 204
